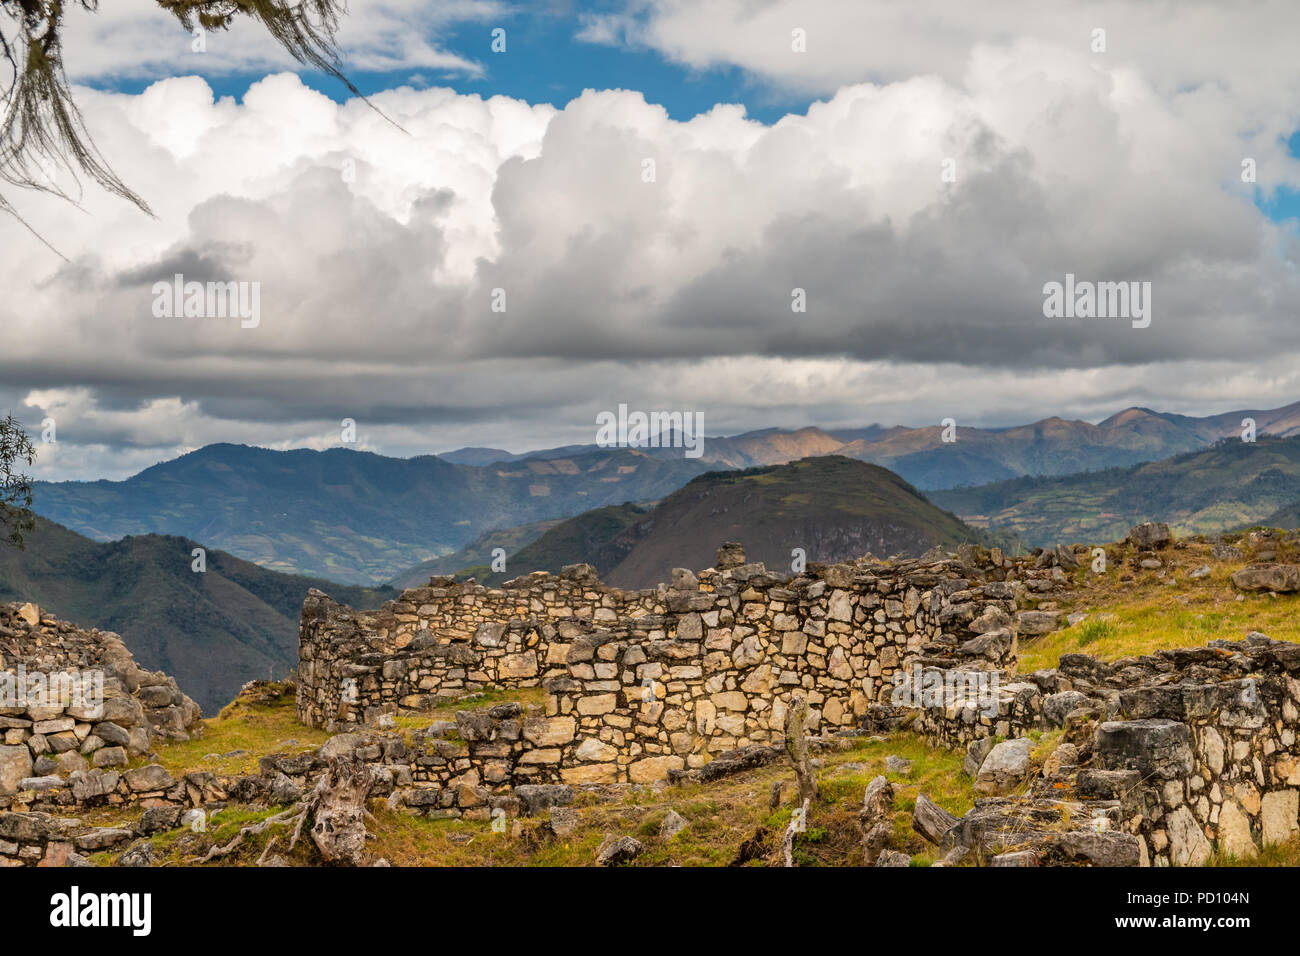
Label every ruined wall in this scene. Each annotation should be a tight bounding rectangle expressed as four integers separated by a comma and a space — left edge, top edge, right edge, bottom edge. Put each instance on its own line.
890, 635, 1300, 867
0, 602, 202, 801
297, 546, 1034, 786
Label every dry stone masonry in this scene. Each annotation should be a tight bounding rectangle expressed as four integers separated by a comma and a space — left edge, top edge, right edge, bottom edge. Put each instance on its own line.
297, 543, 1048, 789
0, 602, 201, 799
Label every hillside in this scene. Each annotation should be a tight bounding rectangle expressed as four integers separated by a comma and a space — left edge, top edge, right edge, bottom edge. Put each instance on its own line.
387, 519, 560, 589
0, 518, 394, 712
929, 435, 1300, 547
479, 503, 650, 585
480, 457, 981, 588
31, 444, 709, 585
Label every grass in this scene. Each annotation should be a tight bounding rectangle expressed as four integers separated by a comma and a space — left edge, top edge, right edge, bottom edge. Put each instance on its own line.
135, 683, 331, 779
106, 723, 972, 867
1018, 538, 1300, 671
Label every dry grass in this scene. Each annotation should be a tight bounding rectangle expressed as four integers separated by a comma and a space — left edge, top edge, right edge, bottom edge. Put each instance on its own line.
1019, 538, 1300, 672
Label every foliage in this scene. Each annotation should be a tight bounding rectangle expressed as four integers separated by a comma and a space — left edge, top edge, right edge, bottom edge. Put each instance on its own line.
0, 0, 359, 234
0, 413, 34, 548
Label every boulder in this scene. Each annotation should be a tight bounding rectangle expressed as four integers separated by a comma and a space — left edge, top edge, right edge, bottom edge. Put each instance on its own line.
974, 738, 1034, 795
596, 835, 644, 866
1016, 611, 1060, 636
1128, 522, 1172, 549
1231, 564, 1300, 594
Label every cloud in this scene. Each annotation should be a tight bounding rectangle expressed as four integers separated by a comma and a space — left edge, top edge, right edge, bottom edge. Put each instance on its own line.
3, 12, 1300, 479
58, 0, 503, 83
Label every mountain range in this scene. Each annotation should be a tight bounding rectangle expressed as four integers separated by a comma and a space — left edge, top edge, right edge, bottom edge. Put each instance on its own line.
26, 399, 1300, 589
31, 443, 710, 585
929, 435, 1300, 548
430, 400, 1300, 491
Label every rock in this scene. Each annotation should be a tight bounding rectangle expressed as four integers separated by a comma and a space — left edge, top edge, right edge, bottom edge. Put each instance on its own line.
1231, 564, 1300, 593
1128, 522, 1172, 549
659, 809, 688, 840
75, 828, 134, 851
1058, 831, 1142, 867
513, 784, 574, 816
963, 738, 994, 777
548, 806, 580, 837
991, 849, 1040, 866
1211, 543, 1244, 561
123, 764, 176, 792
18, 775, 64, 791
670, 568, 698, 590
1216, 800, 1258, 859
912, 793, 959, 845
1095, 720, 1194, 780
596, 835, 644, 866
1165, 806, 1211, 866
1260, 790, 1299, 846
975, 738, 1034, 795
1053, 544, 1079, 571
139, 805, 184, 835
874, 850, 911, 867
117, 841, 156, 867
715, 542, 746, 570
1043, 691, 1090, 728
1016, 610, 1060, 636
1189, 565, 1211, 580
69, 769, 118, 802
884, 755, 913, 775
0, 743, 34, 795
931, 845, 969, 867
1042, 743, 1080, 778
92, 746, 127, 768
859, 775, 895, 865
16, 603, 39, 626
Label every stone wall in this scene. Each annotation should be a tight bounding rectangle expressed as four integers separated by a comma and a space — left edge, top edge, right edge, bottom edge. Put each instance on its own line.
0, 602, 202, 800
296, 544, 1045, 786
886, 633, 1300, 867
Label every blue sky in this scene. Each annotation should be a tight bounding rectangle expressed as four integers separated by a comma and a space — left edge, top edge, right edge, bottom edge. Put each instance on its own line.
91, 7, 814, 125
84, 5, 1300, 229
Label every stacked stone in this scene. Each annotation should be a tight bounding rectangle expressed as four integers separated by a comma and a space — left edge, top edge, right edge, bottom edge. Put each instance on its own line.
0, 603, 202, 800
298, 543, 1059, 789
1066, 636, 1300, 866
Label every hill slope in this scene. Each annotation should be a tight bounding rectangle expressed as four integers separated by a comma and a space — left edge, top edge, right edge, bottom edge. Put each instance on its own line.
31, 444, 709, 585
481, 457, 983, 588
928, 436, 1300, 547
0, 518, 394, 712
387, 519, 560, 589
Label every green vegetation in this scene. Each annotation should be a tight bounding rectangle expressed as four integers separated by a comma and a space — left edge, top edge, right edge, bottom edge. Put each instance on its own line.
0, 413, 35, 549
31, 443, 709, 585
931, 436, 1300, 548
1019, 535, 1300, 671
605, 456, 988, 587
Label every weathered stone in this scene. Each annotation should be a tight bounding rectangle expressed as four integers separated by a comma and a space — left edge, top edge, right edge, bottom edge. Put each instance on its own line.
1231, 564, 1300, 593
975, 738, 1034, 795
0, 744, 34, 795
596, 835, 643, 866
